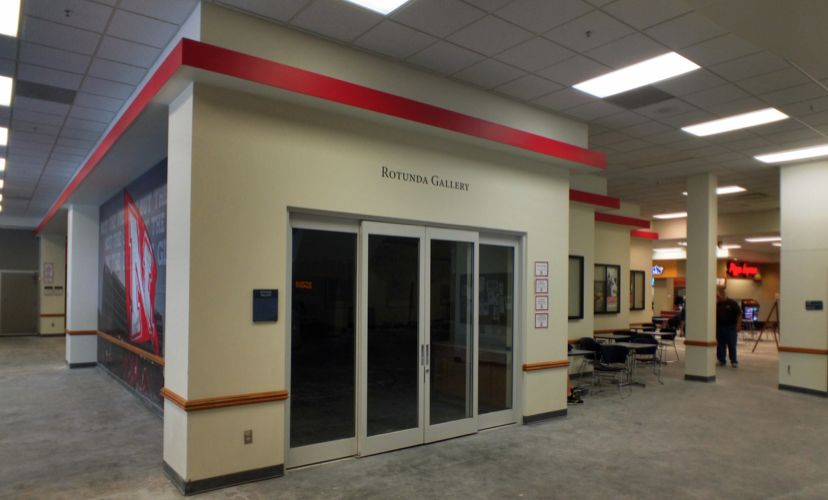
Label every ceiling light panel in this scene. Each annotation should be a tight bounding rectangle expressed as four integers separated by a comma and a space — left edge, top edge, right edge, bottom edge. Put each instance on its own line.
0, 76, 11, 106
0, 127, 7, 146
682, 186, 746, 196
653, 247, 683, 252
772, 242, 781, 247
745, 237, 781, 242
573, 52, 700, 98
652, 212, 688, 219
720, 245, 741, 249
343, 0, 411, 15
756, 144, 828, 163
682, 108, 788, 136
0, 0, 20, 37
0, 158, 4, 171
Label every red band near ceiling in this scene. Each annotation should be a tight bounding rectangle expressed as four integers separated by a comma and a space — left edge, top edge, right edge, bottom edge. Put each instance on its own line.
631, 229, 659, 240
595, 212, 651, 229
569, 189, 621, 209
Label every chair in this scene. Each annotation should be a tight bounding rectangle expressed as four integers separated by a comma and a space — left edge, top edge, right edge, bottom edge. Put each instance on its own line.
577, 337, 601, 391
641, 323, 656, 332
659, 327, 679, 362
631, 335, 662, 384
594, 344, 632, 398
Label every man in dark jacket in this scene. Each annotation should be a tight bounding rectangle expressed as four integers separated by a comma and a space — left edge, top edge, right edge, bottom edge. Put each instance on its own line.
716, 290, 742, 367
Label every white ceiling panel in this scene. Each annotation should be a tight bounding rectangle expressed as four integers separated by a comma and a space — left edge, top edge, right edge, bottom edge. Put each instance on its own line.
635, 98, 698, 120
12, 96, 70, 116
612, 138, 653, 152
291, 0, 383, 43
617, 120, 674, 138
589, 130, 634, 146
678, 33, 760, 68
9, 140, 55, 152
763, 127, 822, 145
590, 110, 649, 129
22, 17, 101, 55
447, 15, 534, 57
26, 0, 113, 33
106, 10, 179, 49
737, 67, 811, 95
68, 106, 116, 124
644, 12, 727, 51
536, 55, 610, 86
652, 69, 726, 97
627, 145, 676, 159
529, 87, 596, 111
50, 152, 85, 162
493, 37, 575, 73
119, 0, 198, 25
392, 0, 485, 39
0, 58, 13, 77
88, 58, 147, 85
799, 110, 828, 127
494, 0, 593, 35
406, 41, 485, 75
13, 110, 66, 126
601, 0, 692, 30
760, 84, 828, 108
563, 100, 623, 121
96, 36, 161, 69
0, 37, 16, 60
658, 109, 716, 128
584, 33, 669, 69
543, 10, 634, 53
708, 52, 789, 82
19, 42, 91, 74
11, 121, 60, 135
217, 0, 312, 23
453, 58, 526, 89
60, 127, 101, 142
706, 97, 767, 117
494, 74, 562, 101
681, 84, 750, 109
17, 63, 84, 90
80, 77, 135, 100
64, 117, 107, 133
57, 137, 95, 149
354, 21, 438, 60
46, 159, 81, 169
461, 0, 513, 12
73, 92, 125, 112
53, 145, 90, 156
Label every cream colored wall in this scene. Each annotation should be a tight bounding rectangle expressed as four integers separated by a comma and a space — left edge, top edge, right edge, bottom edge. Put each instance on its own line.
38, 232, 66, 334
593, 223, 631, 331
175, 83, 573, 479
653, 278, 673, 317
629, 238, 653, 324
568, 207, 594, 342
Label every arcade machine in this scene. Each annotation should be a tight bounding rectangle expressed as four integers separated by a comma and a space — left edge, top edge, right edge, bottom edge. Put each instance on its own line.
741, 299, 760, 341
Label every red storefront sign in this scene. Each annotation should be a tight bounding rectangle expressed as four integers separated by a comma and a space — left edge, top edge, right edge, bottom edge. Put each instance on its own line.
727, 261, 759, 278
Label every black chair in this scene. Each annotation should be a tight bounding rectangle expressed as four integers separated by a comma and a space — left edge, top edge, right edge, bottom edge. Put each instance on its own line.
631, 335, 663, 384
577, 337, 601, 391
641, 323, 656, 332
594, 344, 632, 398
659, 327, 679, 362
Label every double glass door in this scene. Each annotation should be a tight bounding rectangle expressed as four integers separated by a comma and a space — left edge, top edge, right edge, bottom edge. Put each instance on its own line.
289, 218, 517, 467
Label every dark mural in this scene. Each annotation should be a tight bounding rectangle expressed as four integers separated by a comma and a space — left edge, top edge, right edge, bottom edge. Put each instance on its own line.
98, 160, 167, 411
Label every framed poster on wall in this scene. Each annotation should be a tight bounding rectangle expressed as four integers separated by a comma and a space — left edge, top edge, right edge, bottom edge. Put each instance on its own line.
595, 264, 621, 314
630, 270, 645, 311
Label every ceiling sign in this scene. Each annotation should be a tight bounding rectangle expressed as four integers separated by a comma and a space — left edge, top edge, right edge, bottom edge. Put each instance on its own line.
727, 261, 759, 278
651, 265, 663, 276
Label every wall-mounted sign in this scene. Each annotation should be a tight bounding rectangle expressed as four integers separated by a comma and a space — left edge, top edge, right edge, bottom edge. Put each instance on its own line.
806, 301, 824, 311
535, 295, 548, 311
253, 289, 279, 322
651, 265, 663, 276
54, 286, 63, 296
535, 279, 548, 294
534, 261, 549, 277
381, 167, 469, 191
535, 313, 548, 329
727, 261, 759, 278
43, 262, 54, 284
44, 286, 53, 296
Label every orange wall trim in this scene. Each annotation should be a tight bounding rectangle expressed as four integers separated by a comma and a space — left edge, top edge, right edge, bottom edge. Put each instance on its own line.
65, 329, 97, 336
96, 330, 166, 366
684, 340, 718, 347
523, 360, 570, 371
778, 346, 828, 355
160, 388, 290, 412
41, 313, 66, 317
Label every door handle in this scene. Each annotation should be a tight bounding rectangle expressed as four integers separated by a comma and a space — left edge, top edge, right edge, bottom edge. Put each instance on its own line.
421, 345, 425, 366
426, 345, 430, 366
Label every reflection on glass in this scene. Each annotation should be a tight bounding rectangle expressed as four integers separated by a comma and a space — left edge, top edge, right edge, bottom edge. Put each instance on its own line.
290, 229, 356, 448
594, 265, 607, 313
429, 240, 474, 425
367, 235, 420, 437
478, 244, 513, 415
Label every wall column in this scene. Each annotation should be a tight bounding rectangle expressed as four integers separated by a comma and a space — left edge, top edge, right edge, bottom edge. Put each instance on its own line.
65, 205, 99, 367
685, 173, 717, 382
38, 232, 67, 335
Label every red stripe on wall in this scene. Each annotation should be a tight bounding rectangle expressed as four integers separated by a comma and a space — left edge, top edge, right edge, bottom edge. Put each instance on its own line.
569, 189, 621, 209
631, 229, 659, 240
594, 212, 650, 229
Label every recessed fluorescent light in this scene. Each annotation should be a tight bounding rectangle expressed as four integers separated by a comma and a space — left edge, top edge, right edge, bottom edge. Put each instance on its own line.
0, 179, 4, 188
652, 212, 688, 219
720, 245, 741, 249
772, 242, 781, 247
654, 247, 683, 252
0, 76, 11, 107
682, 108, 788, 137
0, 158, 4, 171
573, 52, 700, 98
0, 194, 3, 202
0, 0, 20, 37
745, 237, 781, 243
677, 242, 687, 246
756, 144, 828, 163
0, 127, 6, 146
342, 0, 411, 14
682, 185, 746, 196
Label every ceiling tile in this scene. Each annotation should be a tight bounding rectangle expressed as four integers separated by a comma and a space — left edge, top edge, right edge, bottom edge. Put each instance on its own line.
10, 130, 57, 143
14, 109, 66, 126
601, 0, 692, 30
493, 37, 574, 73
708, 52, 789, 82
53, 145, 90, 156
612, 138, 653, 152
392, 0, 485, 38
26, 0, 113, 32
291, 0, 383, 43
634, 98, 697, 120
645, 129, 688, 144
736, 67, 811, 95
50, 152, 85, 162
536, 55, 610, 86
60, 127, 101, 142
583, 0, 614, 6
643, 12, 727, 51
96, 36, 161, 68
590, 110, 649, 129
447, 15, 534, 57
16, 63, 83, 90
658, 109, 716, 128
0, 37, 16, 60
353, 21, 439, 60
461, 0, 513, 11
652, 70, 726, 97
630, 145, 678, 159
11, 121, 60, 136
119, 0, 198, 25
617, 120, 674, 138
80, 77, 135, 100
760, 84, 828, 108
68, 106, 115, 123
9, 140, 54, 152
681, 84, 750, 109
22, 17, 101, 55
12, 96, 70, 116
584, 33, 668, 69
406, 41, 485, 75
19, 42, 91, 74
57, 137, 95, 149
494, 0, 593, 35
216, 0, 312, 23
453, 58, 526, 89
763, 127, 822, 145
0, 58, 12, 77
706, 97, 766, 117
494, 74, 562, 101
721, 136, 773, 151
88, 58, 147, 85
799, 110, 828, 127
678, 33, 760, 68
106, 10, 180, 49
543, 10, 634, 53
73, 92, 125, 112
589, 130, 633, 146
562, 100, 623, 121
529, 87, 596, 111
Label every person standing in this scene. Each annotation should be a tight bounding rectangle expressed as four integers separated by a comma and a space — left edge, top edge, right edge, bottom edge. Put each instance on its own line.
716, 289, 742, 367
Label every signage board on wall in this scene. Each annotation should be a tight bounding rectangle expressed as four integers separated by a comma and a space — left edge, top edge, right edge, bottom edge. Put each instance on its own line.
651, 265, 663, 276
726, 261, 759, 278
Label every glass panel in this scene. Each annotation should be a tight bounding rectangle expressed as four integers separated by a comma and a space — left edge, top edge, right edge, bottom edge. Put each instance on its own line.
606, 266, 620, 313
367, 235, 420, 437
478, 244, 513, 415
430, 240, 475, 425
568, 256, 584, 319
594, 265, 606, 313
290, 229, 356, 448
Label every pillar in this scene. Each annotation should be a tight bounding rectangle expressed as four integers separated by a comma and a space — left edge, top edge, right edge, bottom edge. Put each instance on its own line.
685, 173, 717, 382
65, 204, 99, 367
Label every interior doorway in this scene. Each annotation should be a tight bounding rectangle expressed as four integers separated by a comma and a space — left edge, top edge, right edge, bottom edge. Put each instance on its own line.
0, 271, 39, 336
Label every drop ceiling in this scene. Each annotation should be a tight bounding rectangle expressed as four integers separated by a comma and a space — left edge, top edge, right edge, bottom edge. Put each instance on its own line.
1, 0, 826, 221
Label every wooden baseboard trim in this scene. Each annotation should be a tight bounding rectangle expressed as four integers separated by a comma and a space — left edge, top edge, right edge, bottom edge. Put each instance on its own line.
779, 384, 828, 397
684, 340, 718, 347
522, 360, 570, 371
778, 346, 828, 355
96, 330, 165, 366
40, 313, 65, 317
685, 374, 716, 383
68, 362, 97, 369
160, 387, 289, 412
65, 329, 97, 336
164, 461, 284, 496
40, 333, 66, 337
523, 409, 567, 424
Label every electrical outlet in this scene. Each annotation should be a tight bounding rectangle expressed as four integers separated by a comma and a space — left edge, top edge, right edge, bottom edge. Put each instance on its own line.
244, 430, 252, 444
